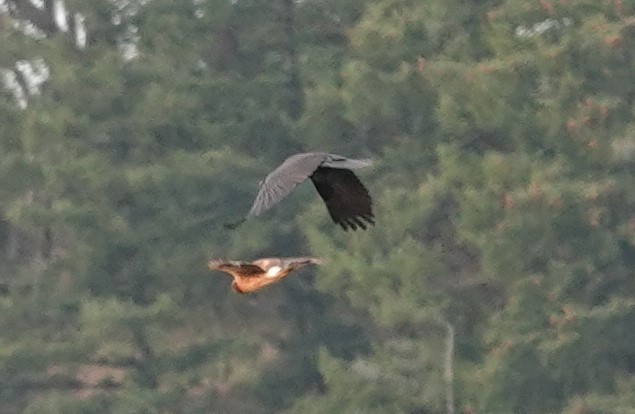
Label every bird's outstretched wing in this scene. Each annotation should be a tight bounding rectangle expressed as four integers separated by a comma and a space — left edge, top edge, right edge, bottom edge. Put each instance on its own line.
252, 256, 324, 270
208, 259, 265, 277
310, 167, 374, 231
246, 153, 329, 218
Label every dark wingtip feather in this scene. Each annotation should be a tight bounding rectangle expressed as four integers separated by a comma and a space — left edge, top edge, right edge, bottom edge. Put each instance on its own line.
339, 214, 375, 231
311, 166, 375, 231
352, 216, 366, 230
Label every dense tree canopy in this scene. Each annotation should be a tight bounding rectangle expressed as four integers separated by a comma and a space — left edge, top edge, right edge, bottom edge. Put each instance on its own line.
1, 0, 634, 412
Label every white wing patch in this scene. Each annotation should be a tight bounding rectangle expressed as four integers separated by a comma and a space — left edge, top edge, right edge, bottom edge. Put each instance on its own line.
265, 266, 283, 278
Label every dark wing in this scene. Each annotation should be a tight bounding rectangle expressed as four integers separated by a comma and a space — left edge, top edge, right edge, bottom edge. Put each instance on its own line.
310, 167, 374, 231
246, 153, 329, 218
208, 259, 265, 277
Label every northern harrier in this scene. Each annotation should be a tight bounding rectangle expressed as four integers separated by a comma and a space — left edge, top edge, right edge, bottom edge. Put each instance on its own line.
227, 152, 374, 231
208, 257, 323, 293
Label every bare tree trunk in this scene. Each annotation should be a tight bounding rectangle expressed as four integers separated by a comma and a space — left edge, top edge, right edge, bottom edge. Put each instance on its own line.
67, 10, 77, 43
443, 320, 455, 414
7, 223, 19, 261
131, 327, 158, 389
280, 0, 304, 120
12, 66, 29, 97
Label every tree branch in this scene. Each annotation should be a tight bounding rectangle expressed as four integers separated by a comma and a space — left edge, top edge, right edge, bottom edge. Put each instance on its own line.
8, 0, 59, 36
1, 375, 122, 392
131, 327, 159, 388
67, 11, 77, 46
11, 67, 29, 95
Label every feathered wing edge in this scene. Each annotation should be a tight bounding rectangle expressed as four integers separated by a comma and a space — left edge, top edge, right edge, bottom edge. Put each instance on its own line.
250, 256, 324, 270
321, 156, 373, 170
207, 259, 265, 276
284, 256, 324, 267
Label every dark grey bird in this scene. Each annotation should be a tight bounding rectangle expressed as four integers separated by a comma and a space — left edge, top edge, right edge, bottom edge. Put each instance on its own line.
226, 152, 375, 231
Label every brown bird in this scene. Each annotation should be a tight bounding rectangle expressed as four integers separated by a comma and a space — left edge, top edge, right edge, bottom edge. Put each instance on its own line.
208, 257, 323, 294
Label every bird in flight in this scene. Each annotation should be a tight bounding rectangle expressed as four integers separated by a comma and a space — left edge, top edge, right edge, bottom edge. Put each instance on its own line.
226, 152, 375, 231
208, 257, 323, 293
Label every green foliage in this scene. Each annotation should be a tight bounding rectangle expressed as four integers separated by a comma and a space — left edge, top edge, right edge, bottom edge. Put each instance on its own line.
1, 0, 635, 412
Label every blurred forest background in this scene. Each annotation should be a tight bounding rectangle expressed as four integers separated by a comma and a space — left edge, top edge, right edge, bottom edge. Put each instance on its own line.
1, 0, 635, 413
